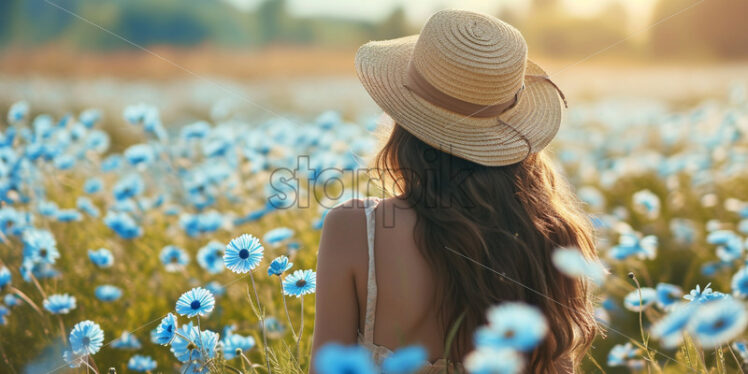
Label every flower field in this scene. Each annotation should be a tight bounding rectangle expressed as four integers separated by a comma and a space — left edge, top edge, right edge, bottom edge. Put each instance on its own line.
2, 82, 748, 373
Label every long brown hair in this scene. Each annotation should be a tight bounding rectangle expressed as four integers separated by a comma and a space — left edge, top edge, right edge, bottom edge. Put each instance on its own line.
373, 124, 598, 372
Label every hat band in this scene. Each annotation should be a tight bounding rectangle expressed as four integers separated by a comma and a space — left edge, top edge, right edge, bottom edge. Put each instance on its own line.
403, 61, 567, 118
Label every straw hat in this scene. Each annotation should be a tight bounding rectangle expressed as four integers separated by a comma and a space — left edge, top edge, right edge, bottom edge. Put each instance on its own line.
355, 9, 567, 166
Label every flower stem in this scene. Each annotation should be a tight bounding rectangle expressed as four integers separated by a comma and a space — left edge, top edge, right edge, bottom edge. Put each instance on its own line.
296, 296, 304, 361
249, 272, 271, 374
280, 282, 296, 338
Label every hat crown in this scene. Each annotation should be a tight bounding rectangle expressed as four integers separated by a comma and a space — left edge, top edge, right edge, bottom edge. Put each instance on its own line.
411, 10, 528, 106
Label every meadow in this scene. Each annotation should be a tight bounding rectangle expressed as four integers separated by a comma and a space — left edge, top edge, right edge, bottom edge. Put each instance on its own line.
2, 78, 748, 374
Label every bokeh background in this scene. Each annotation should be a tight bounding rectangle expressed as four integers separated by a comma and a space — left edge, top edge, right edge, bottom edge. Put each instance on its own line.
3, 0, 748, 373
2, 0, 747, 141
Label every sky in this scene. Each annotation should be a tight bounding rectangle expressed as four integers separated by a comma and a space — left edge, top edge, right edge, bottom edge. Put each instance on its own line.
222, 0, 659, 28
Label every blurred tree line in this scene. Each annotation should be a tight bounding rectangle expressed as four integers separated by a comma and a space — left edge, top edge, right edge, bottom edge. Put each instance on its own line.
1, 0, 746, 58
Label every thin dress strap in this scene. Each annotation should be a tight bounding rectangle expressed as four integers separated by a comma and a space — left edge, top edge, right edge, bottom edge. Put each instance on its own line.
362, 197, 380, 344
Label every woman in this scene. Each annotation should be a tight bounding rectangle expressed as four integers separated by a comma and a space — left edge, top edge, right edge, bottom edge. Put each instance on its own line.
311, 9, 598, 373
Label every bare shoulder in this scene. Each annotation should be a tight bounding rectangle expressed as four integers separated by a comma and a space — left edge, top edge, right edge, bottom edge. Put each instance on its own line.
317, 198, 370, 265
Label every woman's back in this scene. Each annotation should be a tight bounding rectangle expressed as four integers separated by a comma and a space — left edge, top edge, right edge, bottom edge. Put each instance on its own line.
352, 197, 447, 361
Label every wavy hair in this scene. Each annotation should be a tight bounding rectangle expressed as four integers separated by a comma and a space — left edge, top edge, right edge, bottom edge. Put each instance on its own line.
373, 124, 598, 373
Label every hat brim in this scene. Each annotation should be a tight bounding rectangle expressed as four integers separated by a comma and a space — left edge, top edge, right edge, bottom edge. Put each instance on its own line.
355, 35, 564, 166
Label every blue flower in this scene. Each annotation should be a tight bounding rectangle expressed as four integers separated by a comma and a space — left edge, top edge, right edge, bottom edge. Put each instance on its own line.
224, 234, 264, 273
464, 346, 524, 374
733, 341, 748, 364
4, 294, 19, 307
0, 305, 9, 325
651, 304, 694, 348
22, 228, 59, 265
261, 316, 286, 338
124, 144, 155, 166
79, 109, 101, 128
113, 174, 144, 201
551, 247, 606, 285
222, 333, 255, 359
607, 342, 640, 367
84, 178, 102, 194
314, 343, 376, 374
632, 189, 660, 218
609, 233, 657, 260
655, 283, 683, 310
381, 346, 427, 374
684, 283, 728, 304
76, 197, 99, 218
95, 285, 122, 302
733, 267, 748, 298
104, 211, 142, 239
688, 297, 748, 348
127, 355, 157, 372
160, 245, 190, 272
69, 320, 104, 355
56, 209, 82, 222
197, 241, 224, 274
205, 281, 225, 297
268, 255, 293, 276
282, 269, 317, 297
43, 294, 76, 314
53, 154, 75, 170
63, 349, 85, 368
176, 287, 215, 317
101, 154, 122, 172
170, 322, 218, 362
707, 230, 745, 262
263, 227, 294, 246
7, 101, 29, 124
112, 331, 142, 350
623, 287, 657, 312
88, 248, 114, 268
155, 313, 178, 345
474, 302, 548, 352
0, 266, 10, 288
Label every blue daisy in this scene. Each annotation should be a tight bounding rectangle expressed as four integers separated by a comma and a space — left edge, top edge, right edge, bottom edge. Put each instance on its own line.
155, 313, 178, 345
205, 281, 225, 297
0, 266, 10, 288
0, 305, 9, 325
69, 320, 104, 355
655, 283, 683, 310
268, 255, 293, 276
651, 304, 694, 348
607, 342, 640, 367
263, 227, 294, 246
88, 248, 114, 268
688, 297, 748, 348
551, 247, 606, 285
222, 333, 256, 359
170, 323, 218, 362
609, 233, 657, 261
684, 283, 728, 304
56, 209, 82, 222
733, 267, 748, 298
474, 302, 548, 352
464, 346, 524, 374
43, 294, 76, 314
95, 285, 122, 302
160, 245, 190, 272
623, 288, 657, 312
224, 234, 264, 273
127, 355, 157, 372
381, 346, 428, 374
83, 178, 102, 194
733, 341, 748, 364
282, 269, 317, 297
176, 287, 215, 317
22, 228, 59, 265
632, 189, 660, 218
76, 197, 99, 218
112, 331, 142, 350
104, 211, 142, 239
314, 343, 376, 374
197, 241, 224, 274
4, 294, 20, 307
